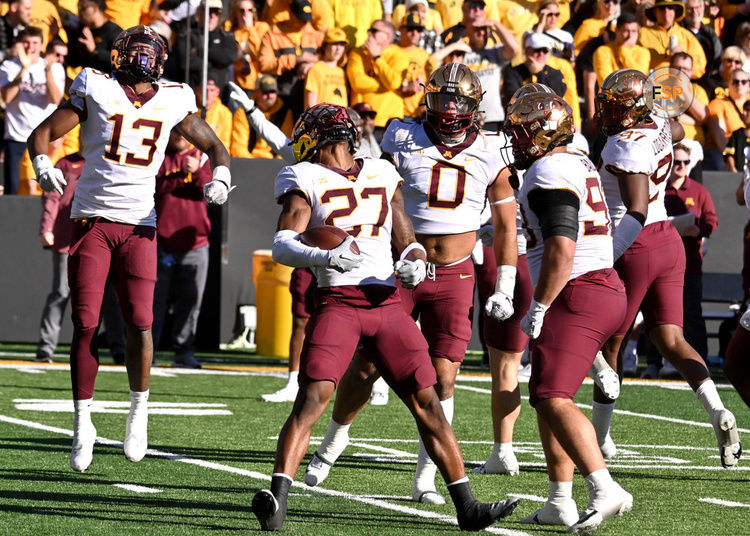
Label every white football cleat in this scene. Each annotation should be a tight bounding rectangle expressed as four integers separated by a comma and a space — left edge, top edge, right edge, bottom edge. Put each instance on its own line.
473, 450, 520, 475
599, 434, 617, 460
569, 483, 632, 534
712, 409, 742, 468
70, 423, 97, 472
521, 499, 579, 527
124, 409, 148, 462
590, 352, 620, 400
412, 487, 446, 505
261, 384, 298, 403
304, 453, 333, 487
369, 377, 389, 406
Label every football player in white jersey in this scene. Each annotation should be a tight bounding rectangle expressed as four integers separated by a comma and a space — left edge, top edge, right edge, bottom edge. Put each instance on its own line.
28, 26, 232, 473
303, 64, 519, 504
251, 103, 520, 532
506, 91, 633, 533
592, 69, 741, 468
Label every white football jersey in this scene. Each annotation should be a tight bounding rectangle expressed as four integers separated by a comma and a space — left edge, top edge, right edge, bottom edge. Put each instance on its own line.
69, 68, 198, 226
599, 114, 673, 228
275, 158, 402, 288
518, 150, 613, 286
381, 121, 506, 235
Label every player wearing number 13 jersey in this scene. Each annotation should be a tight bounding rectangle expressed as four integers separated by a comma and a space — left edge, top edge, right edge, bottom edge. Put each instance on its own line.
28, 25, 232, 474
591, 68, 741, 470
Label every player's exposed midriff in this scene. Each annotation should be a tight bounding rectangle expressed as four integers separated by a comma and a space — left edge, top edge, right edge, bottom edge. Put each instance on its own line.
417, 230, 476, 265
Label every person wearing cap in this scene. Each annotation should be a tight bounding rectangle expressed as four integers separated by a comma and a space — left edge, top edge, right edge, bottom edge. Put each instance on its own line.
228, 0, 270, 92
66, 0, 122, 73
593, 12, 650, 85
393, 0, 444, 35
305, 27, 348, 107
168, 0, 238, 89
196, 74, 233, 150
260, 0, 334, 35
525, 0, 574, 63
258, 0, 324, 120
441, 0, 487, 44
347, 19, 410, 136
501, 32, 566, 111
572, 0, 620, 56
638, 0, 707, 78
461, 20, 519, 130
397, 13, 431, 119
229, 75, 294, 159
352, 102, 381, 158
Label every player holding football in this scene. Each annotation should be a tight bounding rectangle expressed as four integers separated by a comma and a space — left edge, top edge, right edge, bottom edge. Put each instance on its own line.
303, 64, 519, 504
506, 91, 632, 533
591, 69, 741, 468
251, 103, 520, 531
28, 26, 232, 472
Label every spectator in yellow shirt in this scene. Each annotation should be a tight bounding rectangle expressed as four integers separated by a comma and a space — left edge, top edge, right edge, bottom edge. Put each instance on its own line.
228, 0, 269, 92
393, 0, 444, 34
347, 19, 410, 136
638, 0, 707, 79
305, 27, 349, 107
396, 14, 431, 119
230, 75, 295, 159
671, 52, 709, 145
593, 12, 650, 85
573, 0, 619, 55
196, 74, 232, 151
707, 68, 750, 164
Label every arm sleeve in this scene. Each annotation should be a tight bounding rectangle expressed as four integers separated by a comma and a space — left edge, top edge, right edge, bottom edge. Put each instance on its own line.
527, 188, 580, 242
248, 108, 295, 164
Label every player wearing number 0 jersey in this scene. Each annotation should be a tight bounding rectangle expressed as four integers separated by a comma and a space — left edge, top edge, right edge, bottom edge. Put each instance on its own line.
505, 91, 632, 534
303, 64, 519, 506
28, 25, 233, 474
252, 103, 521, 532
591, 69, 741, 469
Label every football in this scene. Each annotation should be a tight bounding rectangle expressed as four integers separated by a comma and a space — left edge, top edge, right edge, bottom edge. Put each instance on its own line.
300, 225, 360, 254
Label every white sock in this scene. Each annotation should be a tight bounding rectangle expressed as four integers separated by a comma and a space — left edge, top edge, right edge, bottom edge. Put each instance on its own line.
492, 442, 513, 457
591, 401, 615, 444
74, 398, 93, 430
549, 480, 573, 504
415, 397, 455, 488
286, 370, 299, 389
585, 468, 614, 495
695, 380, 725, 415
317, 419, 350, 463
129, 389, 149, 412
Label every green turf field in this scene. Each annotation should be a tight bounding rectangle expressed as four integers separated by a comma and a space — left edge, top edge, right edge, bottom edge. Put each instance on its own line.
0, 349, 747, 535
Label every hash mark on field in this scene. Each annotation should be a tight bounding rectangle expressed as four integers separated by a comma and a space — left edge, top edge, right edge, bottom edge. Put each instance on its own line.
12, 399, 232, 416
0, 414, 531, 536
113, 483, 163, 494
699, 498, 750, 508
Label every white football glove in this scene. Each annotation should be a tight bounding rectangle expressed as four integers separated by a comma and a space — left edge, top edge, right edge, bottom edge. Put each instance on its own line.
32, 154, 66, 195
394, 258, 426, 288
203, 165, 234, 205
520, 298, 550, 340
327, 236, 363, 273
740, 308, 750, 331
484, 265, 516, 321
227, 81, 256, 113
477, 223, 494, 247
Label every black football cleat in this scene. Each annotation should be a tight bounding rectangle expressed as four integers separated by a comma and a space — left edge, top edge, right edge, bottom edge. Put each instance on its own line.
252, 489, 286, 531
456, 497, 521, 531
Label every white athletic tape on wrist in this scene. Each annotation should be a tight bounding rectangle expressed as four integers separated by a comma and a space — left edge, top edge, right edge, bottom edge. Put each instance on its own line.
400, 241, 426, 261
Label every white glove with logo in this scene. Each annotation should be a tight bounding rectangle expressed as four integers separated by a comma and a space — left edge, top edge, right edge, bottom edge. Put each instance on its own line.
203, 165, 234, 205
327, 236, 363, 273
32, 154, 66, 195
520, 298, 550, 339
227, 81, 256, 113
484, 265, 516, 321
394, 259, 426, 288
477, 223, 494, 247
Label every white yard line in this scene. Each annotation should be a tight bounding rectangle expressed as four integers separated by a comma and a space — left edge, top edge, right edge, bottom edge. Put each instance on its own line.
698, 498, 750, 508
0, 414, 530, 536
113, 483, 163, 494
454, 384, 750, 434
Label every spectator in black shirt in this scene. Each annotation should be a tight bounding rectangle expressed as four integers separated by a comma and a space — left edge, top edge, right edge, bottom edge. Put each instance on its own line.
0, 0, 31, 63
501, 32, 566, 109
682, 0, 722, 87
67, 0, 122, 72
